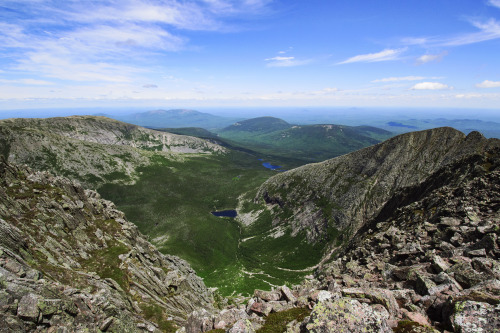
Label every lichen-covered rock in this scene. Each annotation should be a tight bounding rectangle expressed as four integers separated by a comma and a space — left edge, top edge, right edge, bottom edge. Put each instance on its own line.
227, 319, 257, 333
305, 298, 392, 333
341, 287, 400, 317
451, 300, 500, 332
185, 309, 214, 333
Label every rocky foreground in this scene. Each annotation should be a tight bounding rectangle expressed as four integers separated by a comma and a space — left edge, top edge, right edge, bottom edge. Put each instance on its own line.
185, 133, 499, 331
0, 160, 214, 332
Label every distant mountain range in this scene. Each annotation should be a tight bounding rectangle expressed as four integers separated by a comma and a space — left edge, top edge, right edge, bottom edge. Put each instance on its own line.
216, 116, 394, 163
113, 109, 241, 130
381, 118, 500, 138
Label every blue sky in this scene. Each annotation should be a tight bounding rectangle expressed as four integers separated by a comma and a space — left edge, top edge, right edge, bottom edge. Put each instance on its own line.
1, 0, 500, 110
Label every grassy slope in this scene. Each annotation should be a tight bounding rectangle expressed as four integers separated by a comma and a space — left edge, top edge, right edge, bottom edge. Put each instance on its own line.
98, 150, 314, 295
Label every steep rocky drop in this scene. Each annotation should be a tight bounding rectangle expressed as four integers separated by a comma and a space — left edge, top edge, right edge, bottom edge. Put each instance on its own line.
0, 159, 215, 332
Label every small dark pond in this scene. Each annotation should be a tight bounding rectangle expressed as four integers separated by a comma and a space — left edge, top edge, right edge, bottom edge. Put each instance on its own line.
211, 210, 237, 218
262, 162, 282, 170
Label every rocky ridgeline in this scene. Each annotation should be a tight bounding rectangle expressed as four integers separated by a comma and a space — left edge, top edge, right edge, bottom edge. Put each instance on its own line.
256, 128, 499, 243
0, 160, 214, 332
185, 131, 499, 332
0, 116, 225, 187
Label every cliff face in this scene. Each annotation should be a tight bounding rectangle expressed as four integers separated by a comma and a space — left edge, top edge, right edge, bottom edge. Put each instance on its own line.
0, 116, 225, 187
0, 160, 214, 332
255, 128, 500, 243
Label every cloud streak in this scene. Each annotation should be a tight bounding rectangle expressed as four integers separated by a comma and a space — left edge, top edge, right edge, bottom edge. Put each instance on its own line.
337, 48, 406, 65
265, 56, 311, 67
416, 51, 448, 65
404, 19, 500, 47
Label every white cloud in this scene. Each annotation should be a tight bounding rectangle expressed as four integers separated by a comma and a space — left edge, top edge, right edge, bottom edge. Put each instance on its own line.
265, 56, 311, 67
476, 80, 500, 88
337, 48, 406, 65
488, 0, 500, 9
16, 53, 137, 82
416, 51, 448, 65
143, 84, 158, 88
411, 82, 452, 90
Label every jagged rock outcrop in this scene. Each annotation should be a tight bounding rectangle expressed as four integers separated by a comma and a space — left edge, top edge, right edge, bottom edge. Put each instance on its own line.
0, 160, 214, 332
256, 128, 499, 243
0, 116, 225, 187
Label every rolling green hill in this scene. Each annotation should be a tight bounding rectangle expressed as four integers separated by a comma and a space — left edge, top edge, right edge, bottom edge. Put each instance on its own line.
221, 116, 292, 133
217, 117, 394, 163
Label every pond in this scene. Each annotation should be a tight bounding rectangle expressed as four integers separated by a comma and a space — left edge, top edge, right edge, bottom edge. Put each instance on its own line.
211, 210, 238, 218
262, 162, 282, 170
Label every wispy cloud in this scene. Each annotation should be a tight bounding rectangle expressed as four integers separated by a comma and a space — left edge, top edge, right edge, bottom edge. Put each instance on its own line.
404, 19, 500, 47
0, 78, 54, 86
373, 76, 426, 83
337, 48, 406, 65
411, 82, 452, 90
143, 84, 158, 88
0, 0, 273, 85
416, 51, 448, 65
265, 56, 311, 67
488, 0, 500, 9
476, 80, 500, 88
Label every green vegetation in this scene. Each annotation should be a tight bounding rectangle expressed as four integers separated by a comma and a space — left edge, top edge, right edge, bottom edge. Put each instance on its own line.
393, 320, 437, 333
139, 303, 178, 333
257, 307, 311, 333
82, 240, 130, 290
216, 118, 393, 163
98, 150, 284, 295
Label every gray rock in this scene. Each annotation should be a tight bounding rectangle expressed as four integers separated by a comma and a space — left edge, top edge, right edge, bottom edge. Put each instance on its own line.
341, 287, 400, 317
415, 273, 437, 296
254, 289, 281, 302
17, 294, 40, 323
306, 298, 392, 333
280, 285, 296, 303
452, 301, 500, 333
228, 319, 256, 333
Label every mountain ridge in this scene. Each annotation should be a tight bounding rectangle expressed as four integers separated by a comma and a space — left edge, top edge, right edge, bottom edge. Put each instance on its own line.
217, 116, 393, 163
255, 127, 499, 244
116, 109, 241, 129
0, 116, 225, 187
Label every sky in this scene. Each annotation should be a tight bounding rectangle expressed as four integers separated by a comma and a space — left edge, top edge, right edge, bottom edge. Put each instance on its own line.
1, 0, 500, 110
